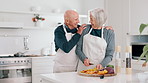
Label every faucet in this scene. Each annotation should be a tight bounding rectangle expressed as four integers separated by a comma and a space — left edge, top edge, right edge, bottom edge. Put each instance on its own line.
24, 37, 29, 50
14, 36, 29, 57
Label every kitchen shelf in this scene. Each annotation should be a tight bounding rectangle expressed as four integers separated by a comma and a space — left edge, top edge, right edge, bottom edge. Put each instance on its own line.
0, 26, 54, 30
0, 10, 87, 18
0, 10, 87, 30
23, 26, 55, 30
0, 34, 29, 37
0, 10, 52, 15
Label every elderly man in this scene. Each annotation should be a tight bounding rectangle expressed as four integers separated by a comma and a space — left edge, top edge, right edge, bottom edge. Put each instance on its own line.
53, 10, 86, 73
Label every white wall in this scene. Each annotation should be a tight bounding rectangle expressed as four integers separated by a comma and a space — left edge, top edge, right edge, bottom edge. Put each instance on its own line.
0, 0, 105, 55
0, 0, 83, 55
0, 0, 81, 13
105, 0, 129, 68
105, 0, 148, 44
105, 0, 148, 45
80, 0, 104, 14
105, 0, 148, 62
130, 0, 148, 34
79, 0, 104, 24
1, 0, 147, 56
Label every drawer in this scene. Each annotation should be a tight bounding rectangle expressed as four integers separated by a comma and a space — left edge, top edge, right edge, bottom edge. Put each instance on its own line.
32, 65, 53, 69
32, 59, 54, 63
32, 56, 55, 60
32, 68, 53, 74
32, 62, 54, 67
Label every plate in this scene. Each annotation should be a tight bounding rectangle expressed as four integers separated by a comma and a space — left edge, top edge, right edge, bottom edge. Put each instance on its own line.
78, 72, 116, 77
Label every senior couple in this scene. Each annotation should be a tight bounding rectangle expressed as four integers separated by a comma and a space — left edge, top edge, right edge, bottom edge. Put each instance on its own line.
53, 8, 115, 73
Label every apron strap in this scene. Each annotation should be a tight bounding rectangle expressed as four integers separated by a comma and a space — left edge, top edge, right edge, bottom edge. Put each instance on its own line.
101, 27, 104, 38
88, 28, 93, 34
63, 24, 67, 34
63, 24, 74, 37
101, 24, 105, 38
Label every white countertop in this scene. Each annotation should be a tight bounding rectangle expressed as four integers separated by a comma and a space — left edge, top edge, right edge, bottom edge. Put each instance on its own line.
40, 69, 148, 83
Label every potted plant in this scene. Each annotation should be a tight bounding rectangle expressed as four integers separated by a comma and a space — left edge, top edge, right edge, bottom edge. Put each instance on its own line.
138, 23, 148, 67
32, 14, 45, 22
32, 14, 45, 27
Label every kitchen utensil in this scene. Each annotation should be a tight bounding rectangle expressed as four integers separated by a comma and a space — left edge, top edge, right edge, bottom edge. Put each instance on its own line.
89, 63, 94, 65
41, 47, 50, 56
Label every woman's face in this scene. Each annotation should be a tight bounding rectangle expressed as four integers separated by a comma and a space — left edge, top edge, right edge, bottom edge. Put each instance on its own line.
89, 14, 97, 29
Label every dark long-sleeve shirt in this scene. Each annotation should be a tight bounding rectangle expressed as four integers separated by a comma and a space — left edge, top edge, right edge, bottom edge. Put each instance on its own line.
75, 25, 115, 67
54, 24, 81, 53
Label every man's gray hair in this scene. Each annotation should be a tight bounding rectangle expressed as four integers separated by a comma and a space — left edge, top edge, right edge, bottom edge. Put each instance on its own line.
90, 8, 107, 27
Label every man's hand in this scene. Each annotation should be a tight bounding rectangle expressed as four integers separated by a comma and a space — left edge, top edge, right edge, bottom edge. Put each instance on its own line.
96, 64, 103, 69
77, 24, 87, 35
84, 58, 90, 66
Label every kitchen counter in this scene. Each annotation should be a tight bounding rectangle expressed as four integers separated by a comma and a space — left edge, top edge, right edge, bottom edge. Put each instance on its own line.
40, 69, 148, 83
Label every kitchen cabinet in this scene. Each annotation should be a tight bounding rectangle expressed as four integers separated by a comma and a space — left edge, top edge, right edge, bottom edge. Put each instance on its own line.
32, 56, 56, 83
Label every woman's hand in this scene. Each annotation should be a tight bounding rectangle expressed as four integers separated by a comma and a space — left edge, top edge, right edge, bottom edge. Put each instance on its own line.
104, 26, 113, 30
96, 64, 103, 69
84, 58, 90, 66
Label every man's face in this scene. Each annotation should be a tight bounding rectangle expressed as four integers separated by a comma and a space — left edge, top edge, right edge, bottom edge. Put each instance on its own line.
67, 13, 80, 29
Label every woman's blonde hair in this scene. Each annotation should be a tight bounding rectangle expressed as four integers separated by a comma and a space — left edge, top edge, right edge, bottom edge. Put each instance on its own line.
90, 8, 107, 27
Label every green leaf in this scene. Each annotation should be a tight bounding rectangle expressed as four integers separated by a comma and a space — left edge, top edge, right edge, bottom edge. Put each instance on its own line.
139, 24, 148, 34
146, 52, 148, 62
139, 23, 148, 64
138, 51, 147, 61
139, 44, 148, 61
106, 65, 114, 68
143, 44, 148, 52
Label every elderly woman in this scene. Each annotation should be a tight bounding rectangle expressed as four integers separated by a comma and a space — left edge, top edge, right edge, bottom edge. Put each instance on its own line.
76, 8, 115, 71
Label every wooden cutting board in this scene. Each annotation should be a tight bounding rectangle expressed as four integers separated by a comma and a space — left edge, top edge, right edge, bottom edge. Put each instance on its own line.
78, 72, 117, 77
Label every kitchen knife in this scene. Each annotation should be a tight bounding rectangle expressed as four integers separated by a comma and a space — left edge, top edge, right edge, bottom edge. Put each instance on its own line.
89, 63, 94, 65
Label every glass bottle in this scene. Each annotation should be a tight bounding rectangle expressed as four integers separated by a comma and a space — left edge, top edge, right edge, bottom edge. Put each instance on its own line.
115, 46, 121, 73
125, 46, 132, 74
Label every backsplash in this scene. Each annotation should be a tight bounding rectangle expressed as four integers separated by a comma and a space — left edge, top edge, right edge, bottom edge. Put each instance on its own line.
0, 29, 55, 55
